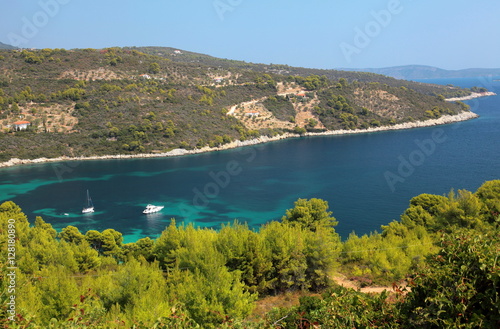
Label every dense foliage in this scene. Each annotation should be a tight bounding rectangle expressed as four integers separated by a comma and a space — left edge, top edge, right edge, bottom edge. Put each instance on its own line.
401, 230, 500, 328
266, 228, 500, 329
0, 198, 340, 328
262, 96, 295, 122
1, 181, 499, 328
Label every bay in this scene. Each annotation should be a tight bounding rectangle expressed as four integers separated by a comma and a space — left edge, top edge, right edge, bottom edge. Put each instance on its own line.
1, 77, 499, 243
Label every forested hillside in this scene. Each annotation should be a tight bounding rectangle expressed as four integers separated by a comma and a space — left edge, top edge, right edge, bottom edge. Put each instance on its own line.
0, 47, 477, 162
1, 180, 499, 328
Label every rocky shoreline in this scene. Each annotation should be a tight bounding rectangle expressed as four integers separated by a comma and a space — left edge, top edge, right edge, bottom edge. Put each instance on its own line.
445, 91, 496, 102
306, 111, 478, 137
0, 111, 480, 168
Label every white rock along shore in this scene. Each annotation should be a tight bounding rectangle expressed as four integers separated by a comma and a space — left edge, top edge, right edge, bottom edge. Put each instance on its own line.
0, 111, 480, 168
445, 91, 496, 102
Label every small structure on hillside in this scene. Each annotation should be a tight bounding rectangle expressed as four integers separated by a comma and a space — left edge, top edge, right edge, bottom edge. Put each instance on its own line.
13, 120, 30, 131
245, 111, 259, 117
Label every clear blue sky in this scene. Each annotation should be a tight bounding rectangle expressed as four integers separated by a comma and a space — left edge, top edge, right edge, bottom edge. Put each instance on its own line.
1, 0, 499, 70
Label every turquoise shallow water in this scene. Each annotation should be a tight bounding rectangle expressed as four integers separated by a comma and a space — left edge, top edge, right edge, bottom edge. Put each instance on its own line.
1, 77, 499, 243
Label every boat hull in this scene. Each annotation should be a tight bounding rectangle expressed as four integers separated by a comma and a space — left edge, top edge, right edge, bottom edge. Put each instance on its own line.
143, 205, 164, 214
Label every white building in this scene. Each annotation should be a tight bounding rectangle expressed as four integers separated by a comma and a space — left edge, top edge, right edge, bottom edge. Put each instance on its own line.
13, 120, 30, 131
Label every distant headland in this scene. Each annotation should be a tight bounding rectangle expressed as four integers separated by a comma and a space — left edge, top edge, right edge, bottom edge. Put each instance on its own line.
340, 65, 500, 80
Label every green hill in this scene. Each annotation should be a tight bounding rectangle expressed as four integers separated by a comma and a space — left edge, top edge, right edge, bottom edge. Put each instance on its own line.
0, 41, 17, 50
129, 46, 485, 95
0, 47, 478, 162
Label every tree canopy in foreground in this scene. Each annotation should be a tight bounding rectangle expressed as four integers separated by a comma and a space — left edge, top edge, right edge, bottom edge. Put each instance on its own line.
0, 181, 499, 328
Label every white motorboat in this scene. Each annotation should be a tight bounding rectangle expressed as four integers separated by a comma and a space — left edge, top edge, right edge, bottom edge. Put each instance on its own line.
143, 204, 164, 214
82, 190, 95, 213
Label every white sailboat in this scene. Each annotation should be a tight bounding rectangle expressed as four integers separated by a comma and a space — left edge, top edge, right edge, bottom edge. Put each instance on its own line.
82, 190, 95, 213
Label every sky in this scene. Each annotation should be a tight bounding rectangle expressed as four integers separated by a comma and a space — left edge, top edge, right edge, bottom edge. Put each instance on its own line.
1, 0, 499, 70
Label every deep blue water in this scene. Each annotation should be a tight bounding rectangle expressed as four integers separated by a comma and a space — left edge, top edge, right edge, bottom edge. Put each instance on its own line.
1, 77, 499, 242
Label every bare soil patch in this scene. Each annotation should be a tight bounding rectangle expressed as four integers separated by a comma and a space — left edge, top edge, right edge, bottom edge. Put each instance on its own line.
60, 68, 125, 81
1, 102, 78, 133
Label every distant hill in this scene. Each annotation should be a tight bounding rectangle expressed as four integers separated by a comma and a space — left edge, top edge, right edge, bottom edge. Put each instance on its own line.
0, 41, 17, 50
340, 65, 500, 80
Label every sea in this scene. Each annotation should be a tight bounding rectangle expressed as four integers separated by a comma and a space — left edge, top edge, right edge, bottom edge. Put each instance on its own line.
1, 77, 499, 243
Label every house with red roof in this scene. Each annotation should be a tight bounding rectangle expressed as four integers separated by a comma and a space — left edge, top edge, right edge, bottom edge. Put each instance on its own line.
13, 120, 30, 131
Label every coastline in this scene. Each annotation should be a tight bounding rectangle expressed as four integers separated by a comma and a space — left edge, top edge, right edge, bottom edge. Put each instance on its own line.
0, 111, 479, 169
445, 91, 496, 102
